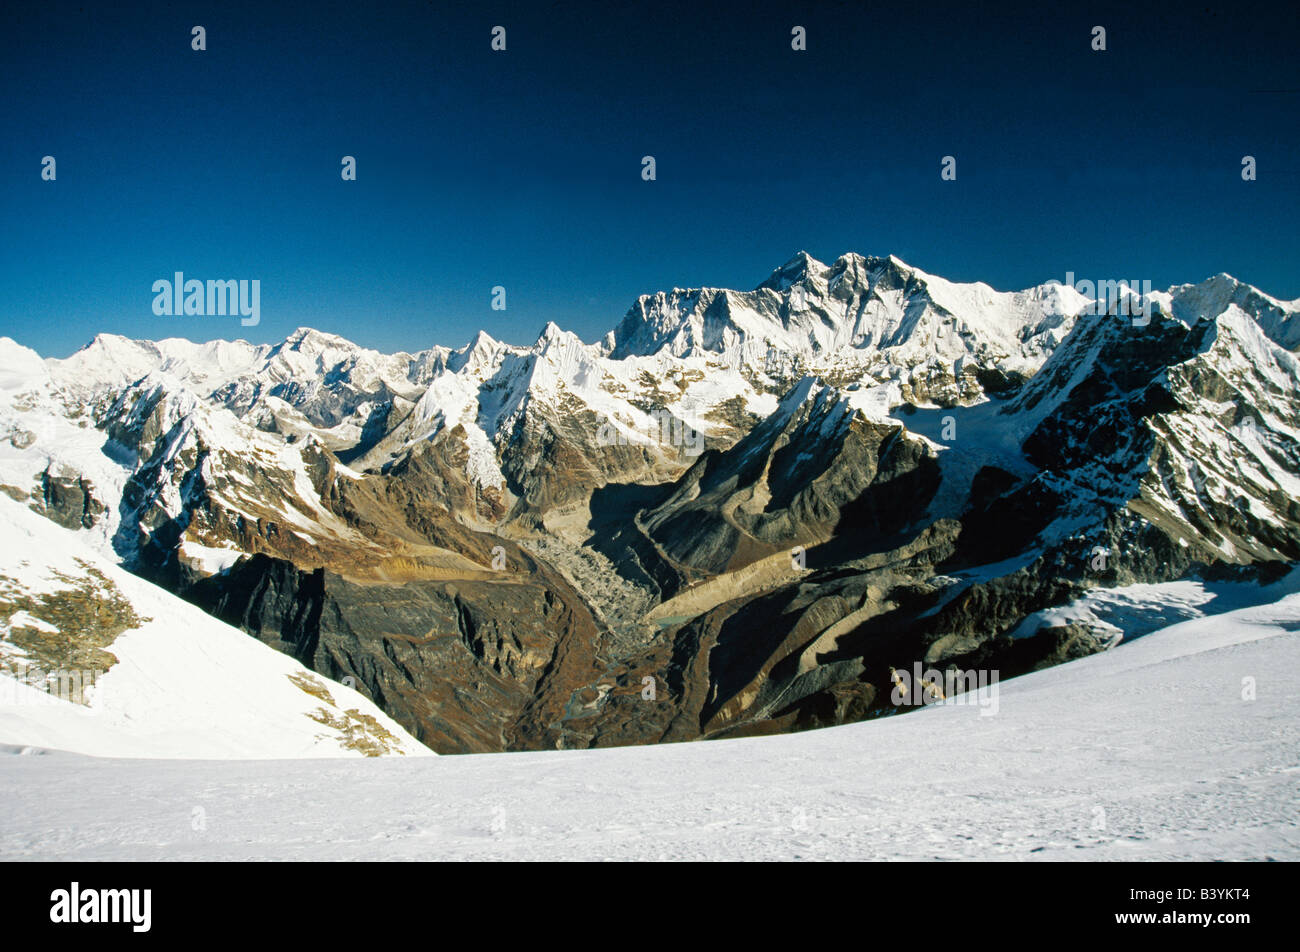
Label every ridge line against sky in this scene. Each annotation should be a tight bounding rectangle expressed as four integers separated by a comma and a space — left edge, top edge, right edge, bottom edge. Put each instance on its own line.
14, 254, 1300, 362
2, 0, 1297, 358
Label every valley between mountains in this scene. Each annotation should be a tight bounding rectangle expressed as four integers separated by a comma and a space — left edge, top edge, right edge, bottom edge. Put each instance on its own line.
2, 252, 1297, 755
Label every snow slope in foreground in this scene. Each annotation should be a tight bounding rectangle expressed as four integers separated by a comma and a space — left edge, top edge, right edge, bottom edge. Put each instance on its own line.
0, 497, 430, 759
1, 580, 1296, 860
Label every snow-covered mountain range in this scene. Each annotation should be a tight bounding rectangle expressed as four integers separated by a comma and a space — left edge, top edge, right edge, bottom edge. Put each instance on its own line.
1, 251, 1297, 754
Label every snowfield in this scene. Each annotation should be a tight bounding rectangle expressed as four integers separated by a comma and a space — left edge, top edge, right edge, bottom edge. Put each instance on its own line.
1, 582, 1296, 860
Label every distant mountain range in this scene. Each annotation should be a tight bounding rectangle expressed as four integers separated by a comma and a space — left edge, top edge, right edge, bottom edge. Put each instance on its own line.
2, 253, 1297, 753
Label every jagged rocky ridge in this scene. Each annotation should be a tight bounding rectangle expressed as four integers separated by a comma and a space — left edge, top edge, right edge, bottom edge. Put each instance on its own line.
1, 253, 1296, 752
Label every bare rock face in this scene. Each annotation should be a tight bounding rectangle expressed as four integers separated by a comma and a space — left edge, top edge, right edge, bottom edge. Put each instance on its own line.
33, 466, 105, 530
183, 553, 603, 753
9, 429, 37, 450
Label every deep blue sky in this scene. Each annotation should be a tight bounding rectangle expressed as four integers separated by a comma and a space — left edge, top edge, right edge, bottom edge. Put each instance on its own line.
2, 0, 1297, 358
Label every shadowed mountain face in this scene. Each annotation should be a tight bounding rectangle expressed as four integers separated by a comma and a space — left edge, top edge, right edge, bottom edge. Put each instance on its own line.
2, 254, 1297, 752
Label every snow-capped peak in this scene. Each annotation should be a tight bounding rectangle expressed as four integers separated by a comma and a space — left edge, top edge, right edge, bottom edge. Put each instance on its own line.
0, 337, 50, 392
534, 321, 569, 347
282, 326, 355, 349
448, 329, 512, 376
1168, 273, 1300, 349
756, 250, 829, 291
